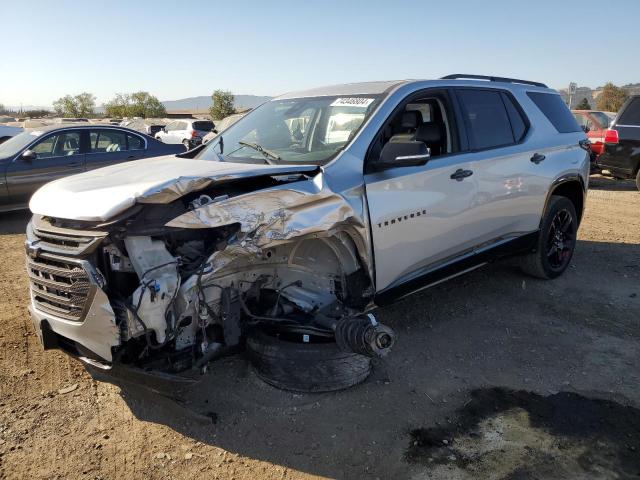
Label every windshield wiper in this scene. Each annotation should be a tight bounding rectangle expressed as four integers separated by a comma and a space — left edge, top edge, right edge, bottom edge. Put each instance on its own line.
238, 141, 281, 164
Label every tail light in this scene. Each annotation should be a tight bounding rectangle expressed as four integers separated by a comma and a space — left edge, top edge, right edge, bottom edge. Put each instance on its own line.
191, 130, 198, 138
604, 129, 619, 144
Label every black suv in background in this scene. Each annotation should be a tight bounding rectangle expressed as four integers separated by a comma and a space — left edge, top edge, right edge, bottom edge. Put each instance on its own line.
595, 95, 640, 190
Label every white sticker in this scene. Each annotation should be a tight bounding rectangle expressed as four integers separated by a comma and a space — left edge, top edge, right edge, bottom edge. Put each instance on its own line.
330, 97, 375, 108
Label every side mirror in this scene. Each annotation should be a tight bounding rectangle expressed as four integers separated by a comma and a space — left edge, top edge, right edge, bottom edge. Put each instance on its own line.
375, 141, 431, 170
21, 149, 36, 162
581, 125, 590, 133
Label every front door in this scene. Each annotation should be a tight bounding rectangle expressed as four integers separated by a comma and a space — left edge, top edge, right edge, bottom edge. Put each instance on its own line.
6, 130, 85, 206
364, 89, 480, 293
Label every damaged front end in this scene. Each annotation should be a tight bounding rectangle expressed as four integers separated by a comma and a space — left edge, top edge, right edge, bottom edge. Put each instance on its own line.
26, 169, 395, 376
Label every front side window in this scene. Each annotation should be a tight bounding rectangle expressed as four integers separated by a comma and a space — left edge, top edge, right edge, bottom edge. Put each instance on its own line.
31, 132, 81, 159
457, 89, 515, 149
197, 95, 383, 165
90, 130, 127, 152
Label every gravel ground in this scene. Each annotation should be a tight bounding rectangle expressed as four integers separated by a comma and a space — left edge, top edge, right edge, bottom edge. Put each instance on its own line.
0, 175, 638, 480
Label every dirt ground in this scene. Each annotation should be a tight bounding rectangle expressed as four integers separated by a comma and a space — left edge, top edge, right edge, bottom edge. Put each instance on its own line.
0, 175, 639, 480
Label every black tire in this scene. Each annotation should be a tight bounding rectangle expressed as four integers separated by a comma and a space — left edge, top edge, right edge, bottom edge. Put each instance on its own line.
636, 169, 640, 192
246, 329, 371, 393
519, 195, 578, 279
182, 139, 191, 151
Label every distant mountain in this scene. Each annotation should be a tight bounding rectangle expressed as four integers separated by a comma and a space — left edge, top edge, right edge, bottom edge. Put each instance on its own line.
161, 94, 272, 112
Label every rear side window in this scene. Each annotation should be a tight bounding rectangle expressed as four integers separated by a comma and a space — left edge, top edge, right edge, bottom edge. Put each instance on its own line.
501, 93, 527, 142
90, 130, 128, 152
527, 92, 581, 133
457, 89, 514, 149
127, 134, 144, 150
618, 98, 640, 126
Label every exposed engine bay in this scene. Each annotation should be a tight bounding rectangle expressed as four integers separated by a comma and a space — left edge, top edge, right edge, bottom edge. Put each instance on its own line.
26, 170, 395, 374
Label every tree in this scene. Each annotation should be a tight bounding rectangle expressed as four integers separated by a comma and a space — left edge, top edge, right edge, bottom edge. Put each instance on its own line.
53, 92, 96, 118
596, 83, 628, 112
103, 93, 129, 118
210, 90, 235, 120
575, 98, 591, 110
104, 92, 166, 118
24, 109, 51, 118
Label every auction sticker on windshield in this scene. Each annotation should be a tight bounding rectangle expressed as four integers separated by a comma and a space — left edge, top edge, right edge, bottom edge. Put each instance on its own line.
330, 98, 375, 108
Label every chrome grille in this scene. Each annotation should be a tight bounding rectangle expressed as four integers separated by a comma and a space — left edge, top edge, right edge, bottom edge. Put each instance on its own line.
32, 226, 102, 255
27, 255, 93, 322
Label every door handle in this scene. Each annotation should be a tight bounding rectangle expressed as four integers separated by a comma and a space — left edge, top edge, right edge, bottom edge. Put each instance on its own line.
530, 153, 546, 164
450, 169, 473, 181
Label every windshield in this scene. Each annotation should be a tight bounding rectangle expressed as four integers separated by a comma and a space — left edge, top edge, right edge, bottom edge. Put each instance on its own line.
0, 131, 40, 158
196, 95, 383, 165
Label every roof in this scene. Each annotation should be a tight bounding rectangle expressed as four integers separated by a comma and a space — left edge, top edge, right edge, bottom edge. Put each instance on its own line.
274, 76, 552, 100
276, 80, 409, 99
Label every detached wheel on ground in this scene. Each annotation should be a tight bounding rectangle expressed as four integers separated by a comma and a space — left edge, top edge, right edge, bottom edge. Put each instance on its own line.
246, 329, 372, 393
519, 195, 578, 279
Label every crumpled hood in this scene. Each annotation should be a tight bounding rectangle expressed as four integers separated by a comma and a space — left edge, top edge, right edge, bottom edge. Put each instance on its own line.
29, 155, 319, 221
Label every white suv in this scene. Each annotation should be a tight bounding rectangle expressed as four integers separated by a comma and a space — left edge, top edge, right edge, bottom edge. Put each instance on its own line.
155, 119, 214, 149
26, 75, 590, 391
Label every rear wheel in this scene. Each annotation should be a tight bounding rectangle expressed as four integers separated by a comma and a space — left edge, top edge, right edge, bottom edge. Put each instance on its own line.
246, 329, 371, 393
182, 139, 190, 151
636, 169, 640, 191
519, 195, 577, 279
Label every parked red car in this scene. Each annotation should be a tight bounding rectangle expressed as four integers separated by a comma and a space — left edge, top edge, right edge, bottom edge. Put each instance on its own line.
571, 110, 613, 162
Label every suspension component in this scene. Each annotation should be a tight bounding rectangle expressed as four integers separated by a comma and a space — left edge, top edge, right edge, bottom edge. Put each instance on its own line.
331, 314, 395, 357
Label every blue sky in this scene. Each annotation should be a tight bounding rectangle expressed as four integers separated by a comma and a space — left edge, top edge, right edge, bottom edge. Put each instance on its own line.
1, 0, 639, 107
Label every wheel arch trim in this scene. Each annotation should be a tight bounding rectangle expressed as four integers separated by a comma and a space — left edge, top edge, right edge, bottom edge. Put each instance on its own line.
542, 174, 587, 226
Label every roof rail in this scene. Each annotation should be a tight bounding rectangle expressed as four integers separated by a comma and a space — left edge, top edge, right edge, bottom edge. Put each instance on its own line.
440, 74, 548, 88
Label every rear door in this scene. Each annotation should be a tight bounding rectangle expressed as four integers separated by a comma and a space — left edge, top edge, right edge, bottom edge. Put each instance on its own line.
6, 130, 85, 205
453, 88, 551, 239
85, 129, 146, 170
599, 97, 640, 175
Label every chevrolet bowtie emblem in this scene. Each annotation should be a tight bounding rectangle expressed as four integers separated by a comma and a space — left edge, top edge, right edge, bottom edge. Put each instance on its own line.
25, 240, 41, 259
